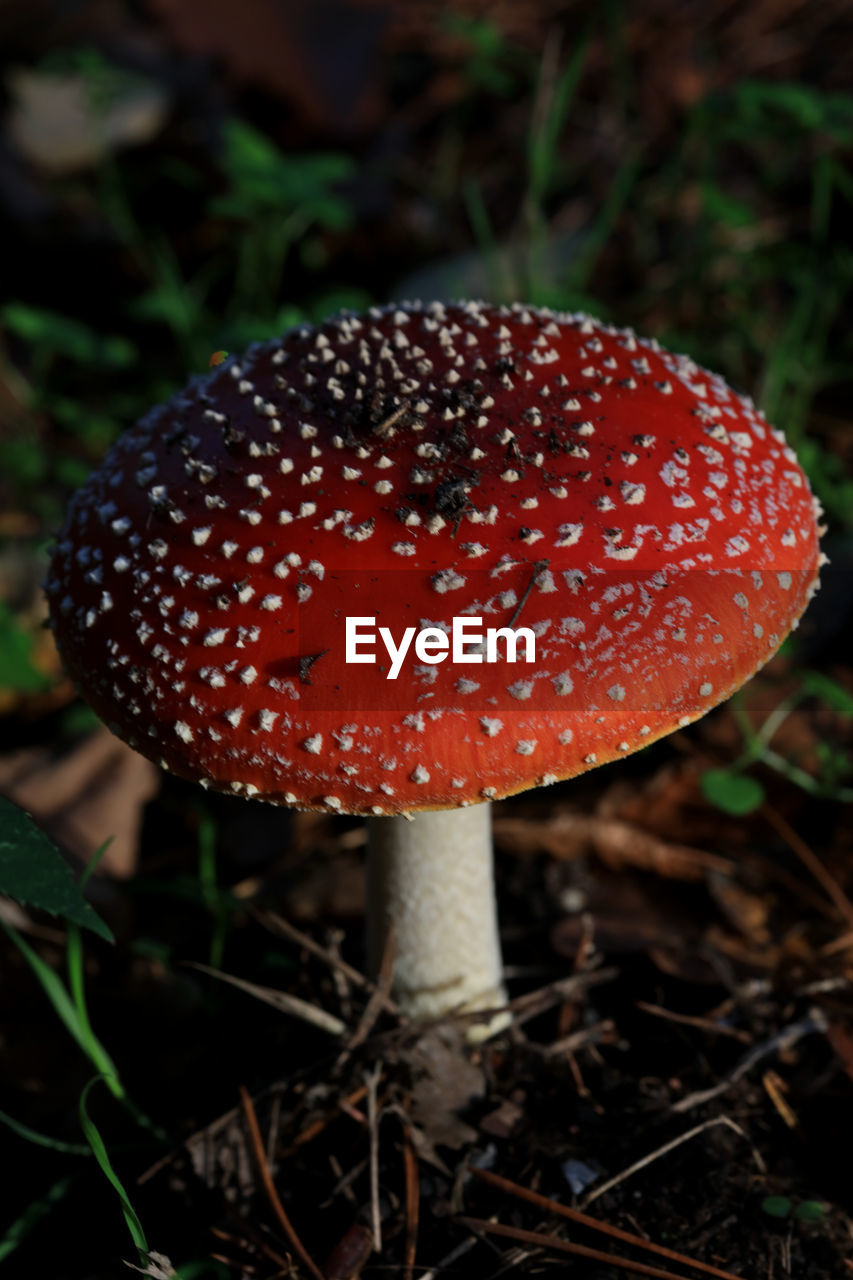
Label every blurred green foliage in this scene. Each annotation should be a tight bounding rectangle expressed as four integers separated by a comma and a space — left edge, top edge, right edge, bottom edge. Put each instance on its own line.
0, 603, 48, 692
1, 304, 136, 372
442, 13, 530, 97
701, 676, 853, 816
761, 1195, 828, 1223
454, 33, 853, 525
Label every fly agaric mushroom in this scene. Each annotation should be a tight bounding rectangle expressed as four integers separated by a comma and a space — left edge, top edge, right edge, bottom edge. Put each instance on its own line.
45, 302, 823, 1030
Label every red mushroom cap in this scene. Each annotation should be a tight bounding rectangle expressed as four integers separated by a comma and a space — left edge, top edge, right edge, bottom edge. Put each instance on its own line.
46, 302, 822, 814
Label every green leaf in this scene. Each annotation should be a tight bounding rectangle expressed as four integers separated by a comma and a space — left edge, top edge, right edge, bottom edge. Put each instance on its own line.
800, 671, 853, 716
735, 81, 853, 142
442, 14, 523, 96
793, 1200, 827, 1222
0, 438, 48, 487
761, 1195, 791, 1219
0, 602, 48, 693
701, 768, 765, 816
0, 797, 113, 941
0, 1173, 76, 1263
46, 394, 122, 449
60, 702, 102, 739
1, 303, 136, 368
2, 922, 100, 1056
175, 1260, 230, 1279
79, 1078, 149, 1258
216, 120, 354, 225
55, 456, 93, 489
0, 1105, 91, 1154
701, 179, 756, 228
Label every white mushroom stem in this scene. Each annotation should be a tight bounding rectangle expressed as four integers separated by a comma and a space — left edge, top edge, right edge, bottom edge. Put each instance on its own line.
366, 803, 508, 1032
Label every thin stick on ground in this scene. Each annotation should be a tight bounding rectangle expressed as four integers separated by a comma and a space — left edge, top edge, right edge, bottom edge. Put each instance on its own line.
507, 967, 618, 1027
635, 1001, 752, 1044
763, 804, 853, 929
187, 961, 346, 1036
253, 908, 400, 1016
470, 1167, 742, 1280
582, 1116, 765, 1210
821, 929, 853, 956
456, 1216, 724, 1280
343, 925, 398, 1060
670, 1012, 827, 1115
210, 1225, 290, 1273
418, 1236, 478, 1280
238, 1086, 325, 1280
281, 1084, 369, 1157
365, 1062, 383, 1253
402, 1120, 419, 1280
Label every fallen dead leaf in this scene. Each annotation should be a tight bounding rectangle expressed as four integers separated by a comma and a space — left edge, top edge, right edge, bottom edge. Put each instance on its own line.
5, 66, 169, 174
494, 808, 733, 881
479, 1090, 525, 1139
184, 1105, 254, 1202
707, 871, 772, 946
405, 1023, 485, 1151
0, 726, 159, 877
149, 0, 388, 132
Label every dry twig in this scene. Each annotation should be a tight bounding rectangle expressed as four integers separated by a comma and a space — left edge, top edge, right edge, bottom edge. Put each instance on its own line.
507, 967, 618, 1027
457, 1216, 727, 1280
470, 1166, 742, 1280
253, 908, 400, 1015
540, 1018, 615, 1058
402, 1119, 419, 1280
418, 1236, 478, 1280
582, 1116, 765, 1209
762, 1070, 798, 1129
763, 804, 853, 928
210, 1225, 290, 1273
188, 961, 346, 1036
636, 1001, 752, 1044
281, 1084, 369, 1157
670, 1011, 827, 1114
364, 1062, 383, 1253
342, 925, 398, 1060
238, 1086, 325, 1280
821, 929, 853, 956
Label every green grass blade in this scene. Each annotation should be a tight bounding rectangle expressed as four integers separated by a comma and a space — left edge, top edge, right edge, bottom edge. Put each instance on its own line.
0, 1106, 91, 1155
527, 26, 592, 208
174, 1261, 230, 1279
463, 178, 512, 302
0, 1175, 76, 1264
79, 1078, 149, 1259
4, 920, 168, 1143
196, 806, 228, 972
78, 837, 113, 890
566, 148, 642, 295
2, 921, 96, 1058
65, 921, 170, 1143
66, 922, 123, 1097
